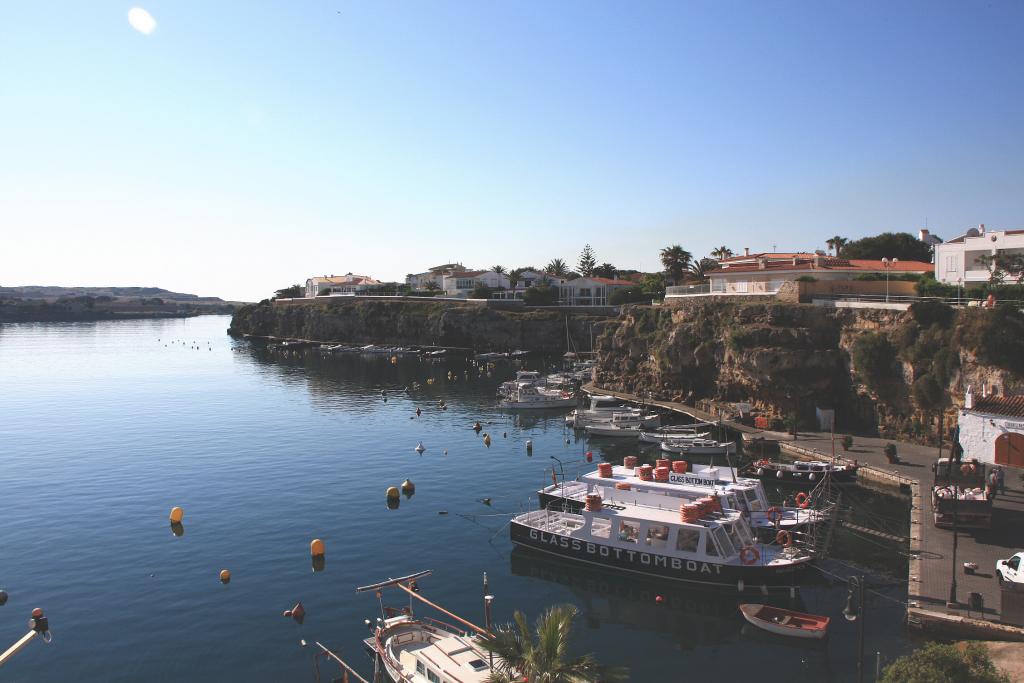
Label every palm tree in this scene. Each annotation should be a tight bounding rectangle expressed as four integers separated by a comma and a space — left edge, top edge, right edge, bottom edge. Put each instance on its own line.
545, 258, 569, 277
826, 236, 849, 256
507, 268, 525, 294
491, 265, 507, 276
659, 245, 693, 285
479, 604, 628, 683
710, 246, 733, 260
688, 257, 719, 281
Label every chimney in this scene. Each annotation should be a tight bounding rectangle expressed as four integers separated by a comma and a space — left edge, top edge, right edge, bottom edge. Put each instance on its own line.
919, 228, 929, 241
744, 247, 750, 257
979, 224, 985, 234
965, 386, 973, 410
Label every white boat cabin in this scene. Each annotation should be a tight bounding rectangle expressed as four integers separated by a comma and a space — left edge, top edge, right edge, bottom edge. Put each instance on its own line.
581, 465, 770, 513
382, 616, 494, 683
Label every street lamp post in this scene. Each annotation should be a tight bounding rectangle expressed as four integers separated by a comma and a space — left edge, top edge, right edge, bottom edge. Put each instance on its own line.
844, 576, 866, 683
882, 257, 892, 302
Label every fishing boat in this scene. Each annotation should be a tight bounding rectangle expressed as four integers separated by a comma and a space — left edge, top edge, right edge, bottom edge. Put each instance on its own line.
584, 422, 640, 438
499, 383, 576, 410
539, 463, 826, 532
659, 438, 736, 456
744, 459, 858, 483
638, 428, 712, 444
510, 494, 812, 589
739, 604, 830, 640
357, 571, 508, 683
567, 395, 661, 429
497, 370, 546, 399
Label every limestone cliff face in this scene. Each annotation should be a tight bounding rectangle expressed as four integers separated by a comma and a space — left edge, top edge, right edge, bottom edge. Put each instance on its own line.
228, 299, 611, 353
594, 301, 1024, 442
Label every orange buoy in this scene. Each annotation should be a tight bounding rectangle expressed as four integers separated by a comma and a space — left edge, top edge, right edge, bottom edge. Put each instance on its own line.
310, 538, 325, 558
169, 506, 184, 524
219, 569, 231, 584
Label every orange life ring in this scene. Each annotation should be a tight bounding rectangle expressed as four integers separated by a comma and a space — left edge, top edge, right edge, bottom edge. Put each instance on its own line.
739, 546, 760, 565
776, 530, 793, 547
795, 492, 809, 506
766, 507, 781, 523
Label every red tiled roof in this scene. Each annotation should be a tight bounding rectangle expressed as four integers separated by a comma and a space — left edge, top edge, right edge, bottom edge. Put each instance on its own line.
719, 252, 815, 262
588, 277, 636, 286
972, 395, 1024, 418
715, 257, 932, 274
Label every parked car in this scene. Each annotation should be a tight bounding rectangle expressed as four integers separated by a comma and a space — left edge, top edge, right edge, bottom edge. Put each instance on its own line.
996, 552, 1024, 588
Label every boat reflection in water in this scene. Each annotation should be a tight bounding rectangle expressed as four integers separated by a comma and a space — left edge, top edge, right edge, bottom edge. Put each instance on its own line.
509, 548, 808, 649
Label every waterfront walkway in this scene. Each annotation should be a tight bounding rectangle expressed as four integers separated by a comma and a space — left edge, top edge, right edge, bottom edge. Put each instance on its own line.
586, 384, 1024, 640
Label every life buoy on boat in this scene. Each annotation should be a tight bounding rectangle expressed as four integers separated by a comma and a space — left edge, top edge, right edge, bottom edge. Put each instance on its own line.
776, 530, 793, 547
795, 492, 809, 507
767, 507, 781, 523
739, 546, 760, 565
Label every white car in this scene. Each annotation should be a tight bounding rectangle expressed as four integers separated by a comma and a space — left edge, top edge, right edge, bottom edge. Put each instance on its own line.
996, 552, 1024, 588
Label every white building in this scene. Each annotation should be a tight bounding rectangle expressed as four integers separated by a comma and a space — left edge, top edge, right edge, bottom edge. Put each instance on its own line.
405, 264, 465, 291
957, 388, 1024, 468
440, 270, 510, 297
933, 224, 1024, 286
305, 274, 382, 297
558, 277, 634, 306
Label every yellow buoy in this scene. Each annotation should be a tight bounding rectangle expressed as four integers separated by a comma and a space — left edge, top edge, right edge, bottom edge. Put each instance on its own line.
220, 569, 231, 584
169, 506, 184, 524
310, 538, 325, 558
387, 486, 400, 500
401, 479, 415, 493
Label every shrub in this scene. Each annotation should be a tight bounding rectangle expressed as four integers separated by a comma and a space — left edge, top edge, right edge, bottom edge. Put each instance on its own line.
954, 306, 1024, 376
909, 300, 954, 327
522, 285, 558, 306
470, 285, 493, 299
795, 275, 817, 283
881, 642, 1009, 683
884, 443, 898, 460
842, 435, 853, 450
851, 332, 897, 393
915, 274, 958, 298
911, 373, 945, 412
609, 286, 650, 305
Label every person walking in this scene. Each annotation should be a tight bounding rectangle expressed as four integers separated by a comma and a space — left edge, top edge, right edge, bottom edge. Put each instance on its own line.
988, 467, 999, 500
994, 465, 1005, 495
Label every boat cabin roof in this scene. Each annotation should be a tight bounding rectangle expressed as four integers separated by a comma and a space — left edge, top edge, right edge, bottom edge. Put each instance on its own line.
387, 620, 494, 683
582, 465, 759, 492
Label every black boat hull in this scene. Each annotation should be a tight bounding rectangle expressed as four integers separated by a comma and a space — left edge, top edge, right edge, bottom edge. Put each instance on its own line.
510, 521, 809, 589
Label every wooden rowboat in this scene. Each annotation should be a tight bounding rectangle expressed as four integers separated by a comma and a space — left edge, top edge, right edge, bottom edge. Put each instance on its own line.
739, 604, 830, 640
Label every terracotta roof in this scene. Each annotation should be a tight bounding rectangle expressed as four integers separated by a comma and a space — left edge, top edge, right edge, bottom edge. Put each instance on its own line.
719, 252, 816, 263
311, 274, 380, 285
714, 257, 932, 274
587, 277, 636, 286
971, 395, 1024, 417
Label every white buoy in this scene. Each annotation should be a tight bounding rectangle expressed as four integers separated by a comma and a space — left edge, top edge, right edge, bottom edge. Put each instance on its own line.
415, 442, 426, 454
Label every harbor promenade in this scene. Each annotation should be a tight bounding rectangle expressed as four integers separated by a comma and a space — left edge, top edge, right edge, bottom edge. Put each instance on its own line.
585, 384, 1024, 640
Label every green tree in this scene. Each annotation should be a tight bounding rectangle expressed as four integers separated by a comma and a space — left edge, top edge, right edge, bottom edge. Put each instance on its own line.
479, 604, 628, 683
851, 332, 897, 395
659, 245, 693, 285
593, 263, 617, 278
978, 253, 1024, 284
471, 285, 493, 299
424, 281, 441, 292
841, 232, 931, 262
710, 246, 733, 260
609, 286, 649, 305
545, 258, 569, 277
273, 284, 304, 299
826, 235, 849, 256
522, 284, 558, 305
577, 245, 597, 277
640, 272, 666, 294
507, 268, 525, 293
881, 642, 1009, 683
491, 265, 507, 276
688, 257, 719, 281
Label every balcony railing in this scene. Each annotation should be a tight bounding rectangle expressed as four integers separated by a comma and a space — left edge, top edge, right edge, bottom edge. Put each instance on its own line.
665, 284, 710, 296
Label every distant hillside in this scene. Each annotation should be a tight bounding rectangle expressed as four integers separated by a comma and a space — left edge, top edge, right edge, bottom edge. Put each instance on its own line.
0, 286, 246, 322
0, 286, 226, 303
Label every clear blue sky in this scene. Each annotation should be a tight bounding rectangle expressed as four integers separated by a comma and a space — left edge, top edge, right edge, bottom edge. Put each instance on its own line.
2, 1, 1022, 301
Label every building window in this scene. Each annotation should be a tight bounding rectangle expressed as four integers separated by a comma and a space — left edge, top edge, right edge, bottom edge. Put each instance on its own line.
427, 670, 441, 683
417, 661, 426, 675
945, 255, 958, 273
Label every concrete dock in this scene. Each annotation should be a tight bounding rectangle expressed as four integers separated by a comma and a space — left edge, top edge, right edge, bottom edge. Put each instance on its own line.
586, 385, 1024, 641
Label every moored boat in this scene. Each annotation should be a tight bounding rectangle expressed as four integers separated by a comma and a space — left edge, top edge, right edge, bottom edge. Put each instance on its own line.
499, 383, 576, 410
739, 603, 829, 639
744, 459, 858, 483
659, 438, 736, 456
510, 494, 813, 589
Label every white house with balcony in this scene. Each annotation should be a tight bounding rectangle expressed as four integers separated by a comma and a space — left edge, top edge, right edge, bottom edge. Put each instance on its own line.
440, 270, 511, 297
711, 252, 931, 293
933, 224, 1024, 287
558, 277, 634, 306
406, 263, 466, 291
305, 274, 382, 297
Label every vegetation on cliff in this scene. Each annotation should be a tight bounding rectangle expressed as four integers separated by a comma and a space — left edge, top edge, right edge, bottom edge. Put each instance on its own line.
595, 301, 1024, 442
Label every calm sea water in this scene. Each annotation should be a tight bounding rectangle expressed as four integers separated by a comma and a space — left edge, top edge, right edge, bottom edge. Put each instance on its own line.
0, 316, 915, 682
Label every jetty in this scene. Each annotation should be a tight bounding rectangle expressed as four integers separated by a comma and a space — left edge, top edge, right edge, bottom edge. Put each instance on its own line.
585, 384, 1024, 642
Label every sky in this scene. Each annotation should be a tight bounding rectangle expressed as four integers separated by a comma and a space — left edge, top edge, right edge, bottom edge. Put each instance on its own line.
2, 1, 1023, 302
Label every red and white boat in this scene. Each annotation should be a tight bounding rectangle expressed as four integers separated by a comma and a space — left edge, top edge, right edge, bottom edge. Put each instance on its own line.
739, 603, 830, 640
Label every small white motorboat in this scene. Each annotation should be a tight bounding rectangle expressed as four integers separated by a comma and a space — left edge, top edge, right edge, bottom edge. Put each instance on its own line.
584, 422, 640, 438
739, 604, 830, 640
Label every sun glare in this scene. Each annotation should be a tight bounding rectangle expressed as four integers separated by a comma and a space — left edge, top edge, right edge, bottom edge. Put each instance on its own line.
127, 7, 157, 35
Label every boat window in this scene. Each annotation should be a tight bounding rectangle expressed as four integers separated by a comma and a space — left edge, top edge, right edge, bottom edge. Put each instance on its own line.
618, 520, 640, 543
427, 670, 441, 683
645, 524, 670, 549
703, 530, 719, 556
734, 519, 754, 546
676, 528, 700, 552
468, 659, 488, 672
1009, 556, 1020, 571
724, 522, 746, 550
417, 661, 426, 675
744, 489, 763, 512
714, 526, 735, 555
590, 516, 611, 539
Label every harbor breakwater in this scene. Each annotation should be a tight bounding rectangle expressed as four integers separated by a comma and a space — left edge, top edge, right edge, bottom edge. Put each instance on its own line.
227, 298, 613, 353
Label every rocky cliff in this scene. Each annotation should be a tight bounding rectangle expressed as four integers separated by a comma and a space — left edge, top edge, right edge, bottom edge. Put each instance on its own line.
594, 301, 1024, 442
228, 299, 612, 353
